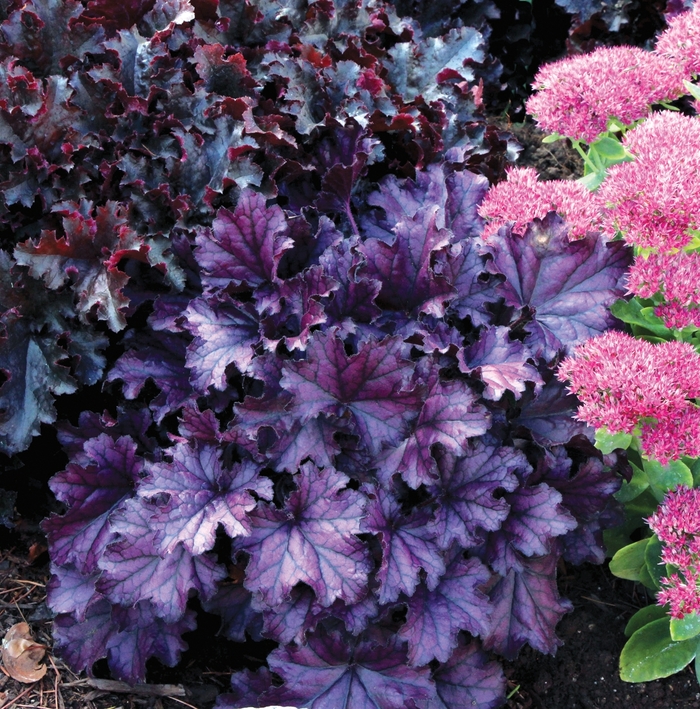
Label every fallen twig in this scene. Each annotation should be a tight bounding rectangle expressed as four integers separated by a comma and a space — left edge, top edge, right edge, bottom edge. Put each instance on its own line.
82, 678, 187, 697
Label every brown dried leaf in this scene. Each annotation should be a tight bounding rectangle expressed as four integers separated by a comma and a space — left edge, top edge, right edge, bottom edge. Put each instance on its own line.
1, 622, 47, 683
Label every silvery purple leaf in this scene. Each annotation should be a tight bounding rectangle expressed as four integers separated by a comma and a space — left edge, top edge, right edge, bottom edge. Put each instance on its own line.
184, 292, 260, 391
378, 360, 490, 488
256, 583, 321, 645
432, 638, 506, 709
428, 441, 522, 551
216, 667, 273, 709
485, 213, 631, 359
362, 484, 445, 604
43, 434, 142, 573
514, 376, 592, 445
484, 482, 577, 576
360, 206, 455, 317
459, 326, 542, 400
195, 190, 292, 289
262, 623, 438, 709
107, 602, 196, 685
445, 169, 490, 240
362, 165, 450, 240
97, 499, 226, 622
141, 441, 272, 554
442, 239, 499, 327
319, 237, 381, 332
46, 563, 100, 620
105, 330, 191, 423
482, 552, 573, 660
234, 462, 370, 607
257, 265, 337, 352
399, 546, 491, 666
281, 332, 420, 456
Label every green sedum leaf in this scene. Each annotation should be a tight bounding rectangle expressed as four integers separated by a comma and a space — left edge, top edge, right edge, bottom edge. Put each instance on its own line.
625, 604, 669, 638
671, 612, 700, 642
610, 538, 650, 581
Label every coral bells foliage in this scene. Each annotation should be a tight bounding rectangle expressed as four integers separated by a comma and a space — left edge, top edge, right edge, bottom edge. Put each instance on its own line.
526, 46, 683, 142
477, 166, 603, 241
0, 0, 633, 706
648, 486, 700, 619
558, 332, 700, 463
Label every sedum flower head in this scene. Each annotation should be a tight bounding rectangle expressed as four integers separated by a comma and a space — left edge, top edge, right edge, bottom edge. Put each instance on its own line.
655, 4, 700, 82
558, 331, 700, 463
477, 166, 602, 241
648, 486, 700, 619
526, 46, 684, 143
626, 251, 700, 329
599, 112, 700, 251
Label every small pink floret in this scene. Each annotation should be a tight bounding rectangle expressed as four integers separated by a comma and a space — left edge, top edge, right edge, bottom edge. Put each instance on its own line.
655, 4, 700, 82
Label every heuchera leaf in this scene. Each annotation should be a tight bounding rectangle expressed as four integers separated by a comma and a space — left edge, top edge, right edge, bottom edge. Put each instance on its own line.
378, 359, 491, 488
432, 638, 506, 709
201, 581, 263, 643
184, 292, 260, 391
483, 552, 573, 660
485, 213, 631, 359
262, 623, 438, 709
43, 434, 141, 573
459, 326, 543, 400
139, 441, 273, 554
234, 462, 371, 608
97, 498, 226, 622
362, 484, 445, 605
105, 331, 191, 423
195, 190, 292, 290
360, 206, 455, 317
281, 331, 421, 456
46, 564, 100, 621
428, 440, 523, 551
399, 546, 491, 666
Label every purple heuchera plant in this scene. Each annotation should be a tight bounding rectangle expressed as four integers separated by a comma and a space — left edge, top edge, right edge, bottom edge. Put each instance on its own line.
0, 0, 633, 705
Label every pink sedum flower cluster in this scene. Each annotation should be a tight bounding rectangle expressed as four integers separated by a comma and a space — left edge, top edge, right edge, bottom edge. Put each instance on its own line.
626, 252, 700, 329
526, 46, 683, 143
600, 111, 700, 252
655, 3, 700, 82
648, 486, 700, 619
477, 166, 602, 241
558, 331, 700, 463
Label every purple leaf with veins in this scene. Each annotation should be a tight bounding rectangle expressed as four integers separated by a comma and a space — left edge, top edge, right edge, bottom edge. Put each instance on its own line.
281, 331, 420, 455
399, 546, 491, 666
459, 326, 542, 400
97, 499, 226, 622
483, 552, 573, 660
262, 623, 438, 709
445, 169, 490, 239
107, 602, 196, 685
378, 359, 490, 488
428, 440, 523, 551
485, 213, 631, 359
443, 239, 500, 327
433, 638, 506, 709
184, 292, 259, 391
360, 205, 455, 317
194, 190, 292, 289
362, 483, 445, 604
105, 330, 191, 423
46, 564, 100, 620
484, 482, 577, 575
257, 265, 337, 352
43, 434, 141, 574
140, 441, 272, 554
234, 462, 370, 607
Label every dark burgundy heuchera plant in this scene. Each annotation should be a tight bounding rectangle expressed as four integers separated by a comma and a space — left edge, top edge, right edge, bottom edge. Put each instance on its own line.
0, 0, 632, 706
